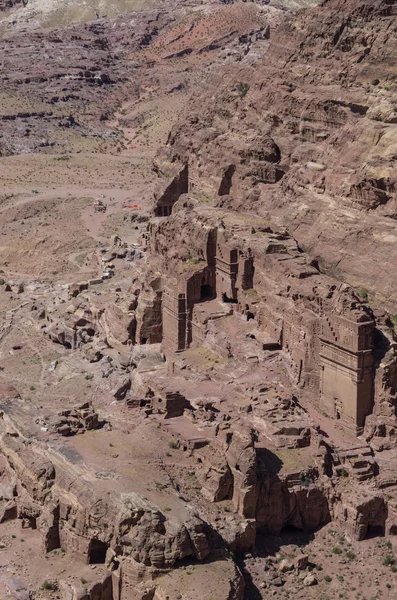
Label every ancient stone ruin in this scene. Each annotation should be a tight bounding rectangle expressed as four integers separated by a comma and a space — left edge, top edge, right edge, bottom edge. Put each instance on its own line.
1, 0, 397, 599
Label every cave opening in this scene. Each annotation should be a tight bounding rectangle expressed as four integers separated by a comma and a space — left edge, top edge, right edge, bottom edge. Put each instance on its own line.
365, 525, 385, 539
88, 539, 109, 564
200, 284, 214, 300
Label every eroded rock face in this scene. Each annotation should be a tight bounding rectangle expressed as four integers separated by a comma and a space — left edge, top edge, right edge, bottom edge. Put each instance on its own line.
226, 428, 258, 519
334, 492, 388, 541
153, 0, 397, 308
0, 430, 220, 596
256, 480, 331, 535
146, 198, 380, 434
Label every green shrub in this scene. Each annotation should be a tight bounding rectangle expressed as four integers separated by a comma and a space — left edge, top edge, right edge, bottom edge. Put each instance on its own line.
42, 580, 56, 590
357, 288, 369, 301
168, 440, 178, 449
299, 472, 310, 487
383, 554, 394, 566
325, 575, 332, 583
236, 82, 250, 98
346, 550, 356, 560
332, 547, 342, 555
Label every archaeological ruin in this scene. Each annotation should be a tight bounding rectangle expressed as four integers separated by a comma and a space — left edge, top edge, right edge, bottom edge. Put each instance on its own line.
1, 0, 397, 599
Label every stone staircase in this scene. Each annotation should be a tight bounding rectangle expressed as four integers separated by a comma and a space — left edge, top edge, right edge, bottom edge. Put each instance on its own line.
333, 445, 378, 482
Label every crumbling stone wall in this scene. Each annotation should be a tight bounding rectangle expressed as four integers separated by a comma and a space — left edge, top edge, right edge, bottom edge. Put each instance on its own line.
146, 200, 378, 434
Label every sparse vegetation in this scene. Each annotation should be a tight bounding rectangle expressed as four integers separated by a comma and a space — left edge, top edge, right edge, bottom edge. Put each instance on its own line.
357, 288, 369, 302
76, 252, 87, 266
235, 82, 249, 98
383, 554, 394, 566
168, 440, 178, 449
332, 547, 342, 555
299, 472, 310, 487
42, 580, 56, 591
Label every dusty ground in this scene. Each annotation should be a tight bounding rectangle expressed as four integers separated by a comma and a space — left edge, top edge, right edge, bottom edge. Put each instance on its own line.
241, 524, 397, 600
0, 152, 154, 281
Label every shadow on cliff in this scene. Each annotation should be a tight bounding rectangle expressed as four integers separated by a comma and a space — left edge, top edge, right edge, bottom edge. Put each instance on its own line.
235, 557, 262, 600
373, 327, 393, 368
256, 447, 283, 476
255, 528, 315, 557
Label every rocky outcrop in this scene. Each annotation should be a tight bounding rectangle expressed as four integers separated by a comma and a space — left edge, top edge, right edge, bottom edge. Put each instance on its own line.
334, 491, 388, 541
133, 274, 163, 346
225, 428, 258, 519
42, 401, 100, 436
256, 478, 331, 534
0, 429, 220, 596
154, 0, 397, 308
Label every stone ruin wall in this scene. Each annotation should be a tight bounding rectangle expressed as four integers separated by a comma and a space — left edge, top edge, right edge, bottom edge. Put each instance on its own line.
149, 205, 377, 434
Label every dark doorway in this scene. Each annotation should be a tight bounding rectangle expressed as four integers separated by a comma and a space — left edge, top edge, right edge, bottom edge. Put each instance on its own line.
298, 359, 303, 383
22, 517, 37, 529
88, 539, 108, 564
141, 337, 147, 344
246, 311, 255, 321
200, 284, 213, 300
366, 525, 385, 539
218, 164, 235, 196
